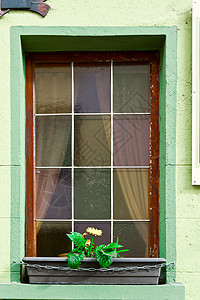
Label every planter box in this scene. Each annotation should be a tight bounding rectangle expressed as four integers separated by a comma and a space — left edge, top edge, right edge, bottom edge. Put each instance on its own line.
23, 257, 166, 285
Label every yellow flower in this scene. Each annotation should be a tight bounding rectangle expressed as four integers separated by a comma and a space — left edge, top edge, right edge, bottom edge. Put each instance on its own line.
86, 227, 103, 236
86, 239, 91, 246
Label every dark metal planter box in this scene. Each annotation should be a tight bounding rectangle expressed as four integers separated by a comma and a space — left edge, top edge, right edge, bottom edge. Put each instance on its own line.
23, 257, 166, 285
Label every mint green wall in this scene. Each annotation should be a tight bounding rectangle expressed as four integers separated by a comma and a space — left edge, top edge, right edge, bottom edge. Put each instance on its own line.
0, 0, 196, 299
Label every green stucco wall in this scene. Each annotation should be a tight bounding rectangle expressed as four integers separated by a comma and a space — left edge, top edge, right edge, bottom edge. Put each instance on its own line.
0, 0, 196, 299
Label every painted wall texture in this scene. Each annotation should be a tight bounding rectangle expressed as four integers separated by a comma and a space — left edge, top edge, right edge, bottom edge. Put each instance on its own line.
0, 0, 197, 299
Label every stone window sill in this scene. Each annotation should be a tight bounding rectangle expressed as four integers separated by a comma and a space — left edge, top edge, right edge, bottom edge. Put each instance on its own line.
0, 282, 185, 299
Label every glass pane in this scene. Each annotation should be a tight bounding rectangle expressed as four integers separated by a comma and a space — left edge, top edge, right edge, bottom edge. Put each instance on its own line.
36, 221, 72, 256
74, 169, 111, 219
114, 169, 148, 220
74, 116, 111, 166
36, 66, 72, 113
114, 64, 149, 113
74, 64, 111, 113
36, 169, 72, 219
113, 115, 149, 166
36, 116, 72, 167
114, 222, 149, 257
75, 222, 110, 246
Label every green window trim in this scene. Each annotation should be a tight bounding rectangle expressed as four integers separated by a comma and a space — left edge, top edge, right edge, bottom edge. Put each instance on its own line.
10, 26, 177, 286
0, 283, 185, 299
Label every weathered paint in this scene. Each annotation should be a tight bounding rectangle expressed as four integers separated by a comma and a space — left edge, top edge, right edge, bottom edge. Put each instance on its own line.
0, 0, 196, 299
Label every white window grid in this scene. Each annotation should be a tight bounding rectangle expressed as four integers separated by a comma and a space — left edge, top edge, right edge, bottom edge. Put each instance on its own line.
34, 61, 151, 244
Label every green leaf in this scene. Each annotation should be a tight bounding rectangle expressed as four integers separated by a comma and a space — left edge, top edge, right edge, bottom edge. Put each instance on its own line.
94, 244, 105, 257
117, 249, 130, 253
67, 232, 86, 248
105, 249, 118, 258
95, 245, 113, 268
78, 251, 85, 260
104, 243, 123, 250
67, 251, 84, 269
96, 252, 113, 268
71, 247, 85, 255
95, 244, 105, 251
98, 254, 113, 268
116, 249, 130, 258
109, 250, 118, 256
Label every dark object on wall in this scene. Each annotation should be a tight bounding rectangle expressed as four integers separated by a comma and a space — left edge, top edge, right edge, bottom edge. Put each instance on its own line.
0, 0, 51, 18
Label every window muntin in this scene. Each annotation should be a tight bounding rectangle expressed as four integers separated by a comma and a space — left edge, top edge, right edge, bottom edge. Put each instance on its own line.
26, 52, 159, 258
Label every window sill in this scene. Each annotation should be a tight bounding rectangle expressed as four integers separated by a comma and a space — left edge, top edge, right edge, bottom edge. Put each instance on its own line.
0, 282, 185, 299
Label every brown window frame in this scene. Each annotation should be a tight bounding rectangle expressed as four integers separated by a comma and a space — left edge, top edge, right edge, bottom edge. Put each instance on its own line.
25, 51, 160, 258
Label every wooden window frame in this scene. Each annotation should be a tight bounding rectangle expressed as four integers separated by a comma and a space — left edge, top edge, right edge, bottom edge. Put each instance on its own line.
25, 51, 160, 258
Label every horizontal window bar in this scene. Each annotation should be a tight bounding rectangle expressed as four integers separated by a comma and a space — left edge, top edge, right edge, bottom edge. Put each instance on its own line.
35, 113, 72, 116
35, 112, 151, 116
35, 219, 151, 222
35, 166, 150, 169
113, 219, 150, 222
113, 113, 151, 115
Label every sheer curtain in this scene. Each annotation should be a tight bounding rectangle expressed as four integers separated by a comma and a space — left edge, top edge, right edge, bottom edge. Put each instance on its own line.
36, 115, 71, 234
113, 116, 149, 220
96, 70, 149, 252
36, 64, 149, 251
74, 65, 111, 166
36, 68, 72, 230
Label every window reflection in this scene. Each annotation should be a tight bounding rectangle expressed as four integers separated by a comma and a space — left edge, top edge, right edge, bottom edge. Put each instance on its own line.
74, 116, 111, 166
36, 66, 72, 114
75, 64, 111, 113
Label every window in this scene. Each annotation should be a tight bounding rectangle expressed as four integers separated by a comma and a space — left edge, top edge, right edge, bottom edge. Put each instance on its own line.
25, 52, 159, 258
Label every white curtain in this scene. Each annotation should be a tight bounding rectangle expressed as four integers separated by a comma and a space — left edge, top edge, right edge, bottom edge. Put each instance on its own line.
36, 67, 72, 231
96, 68, 149, 251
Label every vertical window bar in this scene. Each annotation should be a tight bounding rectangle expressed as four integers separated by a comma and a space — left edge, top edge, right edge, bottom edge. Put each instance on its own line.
71, 62, 75, 248
33, 65, 37, 252
149, 64, 152, 256
111, 60, 114, 243
33, 66, 36, 217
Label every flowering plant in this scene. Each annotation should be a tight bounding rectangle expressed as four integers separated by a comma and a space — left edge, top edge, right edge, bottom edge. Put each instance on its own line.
66, 227, 129, 269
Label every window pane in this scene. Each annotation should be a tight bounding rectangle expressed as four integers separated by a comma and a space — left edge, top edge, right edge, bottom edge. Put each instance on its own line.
36, 169, 72, 220
114, 169, 148, 220
113, 115, 149, 166
74, 169, 111, 219
74, 116, 111, 166
114, 64, 149, 113
114, 222, 149, 257
36, 66, 72, 114
36, 116, 72, 167
36, 221, 72, 256
75, 222, 110, 246
74, 64, 111, 113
